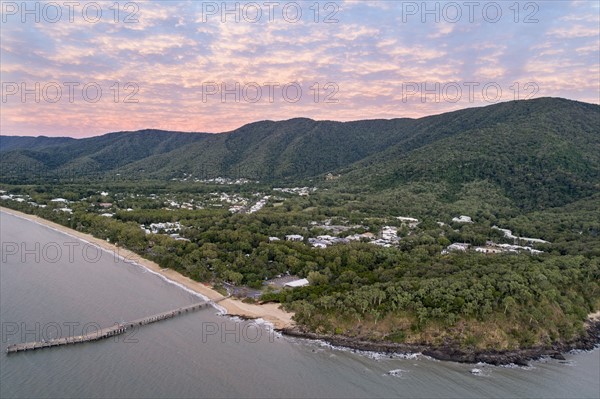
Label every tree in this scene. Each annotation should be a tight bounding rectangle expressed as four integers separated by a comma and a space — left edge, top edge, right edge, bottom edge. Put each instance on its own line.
307, 271, 329, 286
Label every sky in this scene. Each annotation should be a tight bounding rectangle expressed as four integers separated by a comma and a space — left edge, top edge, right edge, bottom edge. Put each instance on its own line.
1, 0, 599, 137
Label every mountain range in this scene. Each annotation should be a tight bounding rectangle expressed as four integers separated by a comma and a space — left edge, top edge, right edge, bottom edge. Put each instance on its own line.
1, 97, 599, 211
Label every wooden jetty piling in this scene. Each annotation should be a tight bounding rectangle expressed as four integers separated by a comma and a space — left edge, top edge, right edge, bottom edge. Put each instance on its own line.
6, 300, 216, 354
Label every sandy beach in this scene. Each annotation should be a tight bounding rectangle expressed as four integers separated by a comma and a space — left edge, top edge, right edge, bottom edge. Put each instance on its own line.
0, 206, 294, 329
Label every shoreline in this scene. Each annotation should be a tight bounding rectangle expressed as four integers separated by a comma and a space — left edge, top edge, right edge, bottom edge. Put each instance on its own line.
0, 207, 295, 329
282, 318, 600, 366
2, 205, 598, 365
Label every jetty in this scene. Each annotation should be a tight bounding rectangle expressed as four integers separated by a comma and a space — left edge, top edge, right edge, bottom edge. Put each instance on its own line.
6, 300, 218, 354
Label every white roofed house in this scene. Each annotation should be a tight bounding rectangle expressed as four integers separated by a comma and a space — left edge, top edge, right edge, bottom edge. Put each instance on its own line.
492, 226, 550, 246
284, 278, 309, 288
397, 216, 420, 228
452, 215, 473, 223
475, 246, 504, 254
520, 237, 549, 245
441, 242, 470, 254
285, 234, 304, 242
372, 239, 392, 247
381, 226, 398, 241
316, 235, 335, 241
308, 238, 328, 248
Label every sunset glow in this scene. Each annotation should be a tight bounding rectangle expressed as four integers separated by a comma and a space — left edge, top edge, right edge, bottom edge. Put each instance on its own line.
1, 0, 599, 137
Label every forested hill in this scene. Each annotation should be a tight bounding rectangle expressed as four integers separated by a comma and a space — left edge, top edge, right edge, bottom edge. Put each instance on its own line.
335, 97, 600, 210
0, 118, 418, 180
1, 98, 598, 210
0, 135, 75, 152
0, 130, 210, 177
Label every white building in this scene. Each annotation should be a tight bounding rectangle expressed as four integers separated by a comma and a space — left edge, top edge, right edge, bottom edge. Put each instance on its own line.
371, 239, 392, 247
452, 215, 473, 223
381, 226, 398, 241
442, 242, 470, 254
284, 278, 309, 288
492, 226, 550, 244
397, 216, 420, 228
475, 246, 504, 254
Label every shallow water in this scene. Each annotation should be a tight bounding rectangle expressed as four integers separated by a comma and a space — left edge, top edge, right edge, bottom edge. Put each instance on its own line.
1, 211, 598, 398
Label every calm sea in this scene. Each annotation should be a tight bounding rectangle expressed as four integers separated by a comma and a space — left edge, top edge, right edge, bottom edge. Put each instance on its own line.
1, 210, 598, 398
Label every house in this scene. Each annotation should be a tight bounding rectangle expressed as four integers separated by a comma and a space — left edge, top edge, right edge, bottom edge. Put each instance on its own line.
492, 226, 550, 244
448, 243, 470, 251
442, 242, 470, 254
520, 237, 549, 245
284, 278, 309, 288
316, 235, 335, 241
397, 216, 419, 223
475, 246, 504, 254
268, 237, 280, 242
308, 238, 328, 248
142, 222, 182, 234
371, 239, 392, 247
452, 215, 473, 223
381, 226, 398, 241
228, 205, 244, 213
397, 216, 420, 228
285, 234, 304, 242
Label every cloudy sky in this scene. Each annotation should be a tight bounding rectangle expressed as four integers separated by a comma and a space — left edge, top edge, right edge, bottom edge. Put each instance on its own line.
1, 0, 598, 137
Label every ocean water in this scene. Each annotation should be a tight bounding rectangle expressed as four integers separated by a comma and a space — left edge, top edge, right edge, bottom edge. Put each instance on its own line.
1, 210, 599, 398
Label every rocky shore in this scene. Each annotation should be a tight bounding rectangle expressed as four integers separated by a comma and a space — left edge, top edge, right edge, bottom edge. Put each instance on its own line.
280, 318, 600, 366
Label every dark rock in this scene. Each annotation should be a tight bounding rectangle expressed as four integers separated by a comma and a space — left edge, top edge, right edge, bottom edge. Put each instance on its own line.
280, 320, 600, 366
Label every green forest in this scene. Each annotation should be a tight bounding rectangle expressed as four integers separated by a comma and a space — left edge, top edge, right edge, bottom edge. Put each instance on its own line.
1, 177, 598, 351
